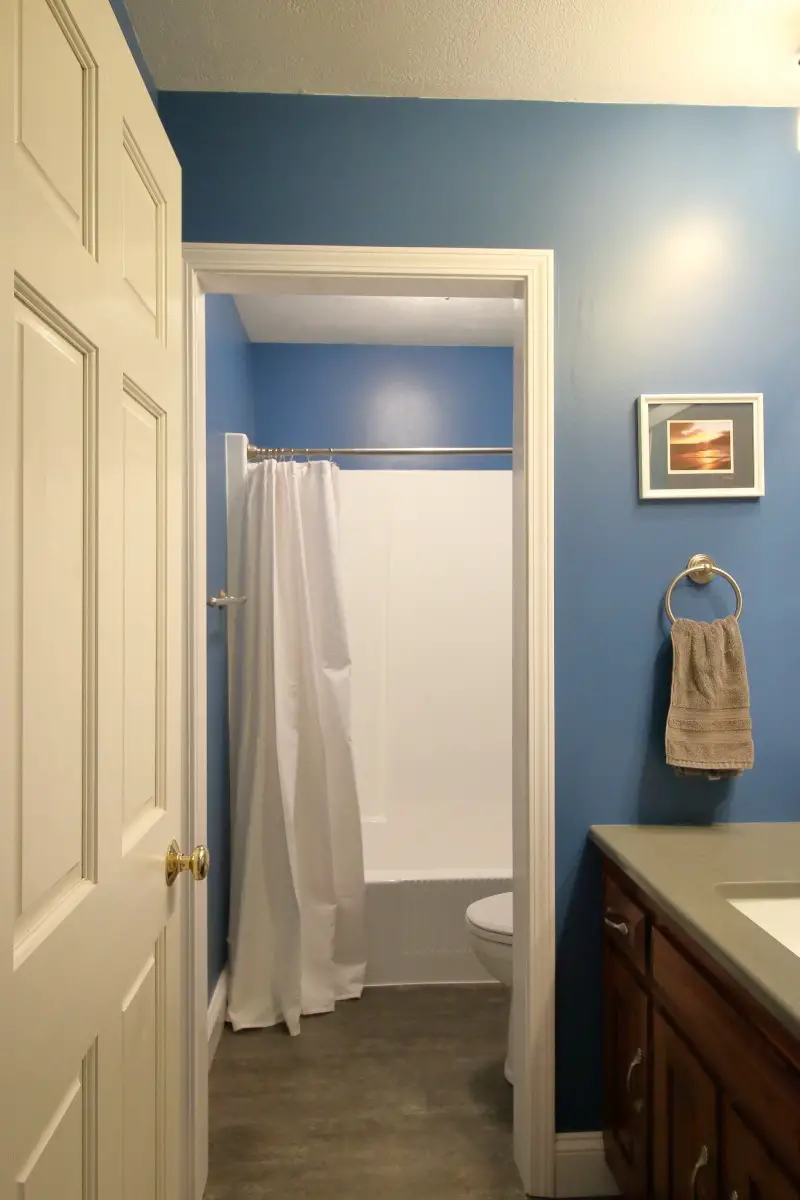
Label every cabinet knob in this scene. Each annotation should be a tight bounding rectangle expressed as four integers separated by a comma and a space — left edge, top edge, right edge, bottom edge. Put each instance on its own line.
690, 1145, 709, 1197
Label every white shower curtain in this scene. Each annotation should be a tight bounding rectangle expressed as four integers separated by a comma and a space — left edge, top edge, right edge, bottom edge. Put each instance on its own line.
226, 459, 366, 1034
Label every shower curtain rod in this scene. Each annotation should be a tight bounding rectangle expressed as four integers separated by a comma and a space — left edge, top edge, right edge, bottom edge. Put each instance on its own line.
247, 443, 512, 459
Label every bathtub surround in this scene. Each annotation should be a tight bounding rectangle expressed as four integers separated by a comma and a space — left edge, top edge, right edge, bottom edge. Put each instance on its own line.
162, 95, 800, 1132
205, 296, 254, 995
365, 875, 512, 985
340, 471, 512, 874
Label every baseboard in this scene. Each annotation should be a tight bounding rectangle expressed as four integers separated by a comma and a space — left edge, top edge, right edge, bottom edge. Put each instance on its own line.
207, 967, 228, 1067
555, 1132, 619, 1198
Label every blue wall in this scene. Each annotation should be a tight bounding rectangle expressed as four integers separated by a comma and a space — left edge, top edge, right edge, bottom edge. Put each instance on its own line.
108, 0, 157, 104
160, 93, 800, 1131
251, 344, 513, 470
205, 295, 255, 996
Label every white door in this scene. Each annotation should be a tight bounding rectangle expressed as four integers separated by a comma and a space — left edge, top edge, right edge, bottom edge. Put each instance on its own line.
0, 0, 191, 1196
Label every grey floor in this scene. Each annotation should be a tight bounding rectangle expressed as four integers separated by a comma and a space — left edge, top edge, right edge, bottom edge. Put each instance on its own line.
206, 983, 526, 1199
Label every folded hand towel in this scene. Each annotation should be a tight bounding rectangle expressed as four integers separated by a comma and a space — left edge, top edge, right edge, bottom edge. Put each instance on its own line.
666, 614, 753, 780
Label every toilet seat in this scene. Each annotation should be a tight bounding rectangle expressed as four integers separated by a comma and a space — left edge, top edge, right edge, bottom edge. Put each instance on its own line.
465, 892, 513, 945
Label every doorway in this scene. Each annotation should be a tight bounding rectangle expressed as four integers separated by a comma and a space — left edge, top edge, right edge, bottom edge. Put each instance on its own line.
183, 244, 555, 1198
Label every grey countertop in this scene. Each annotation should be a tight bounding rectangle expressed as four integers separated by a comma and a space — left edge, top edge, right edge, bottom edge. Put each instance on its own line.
589, 823, 800, 1040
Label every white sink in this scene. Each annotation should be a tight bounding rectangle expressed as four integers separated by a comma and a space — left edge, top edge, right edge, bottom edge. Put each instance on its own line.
719, 883, 800, 959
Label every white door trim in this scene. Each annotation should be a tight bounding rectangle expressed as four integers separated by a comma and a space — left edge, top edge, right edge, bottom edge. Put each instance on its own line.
183, 260, 209, 1200
182, 242, 556, 1198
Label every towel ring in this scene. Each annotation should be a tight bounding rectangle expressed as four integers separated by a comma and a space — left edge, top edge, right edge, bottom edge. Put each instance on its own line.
665, 554, 743, 624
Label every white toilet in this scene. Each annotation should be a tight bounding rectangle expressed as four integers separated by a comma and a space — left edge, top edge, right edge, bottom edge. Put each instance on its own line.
465, 891, 514, 1082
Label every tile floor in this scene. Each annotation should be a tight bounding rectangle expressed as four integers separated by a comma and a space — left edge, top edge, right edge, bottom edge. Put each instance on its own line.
205, 983, 527, 1199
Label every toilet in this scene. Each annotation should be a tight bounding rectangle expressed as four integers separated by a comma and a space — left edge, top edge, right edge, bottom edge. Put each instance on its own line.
465, 891, 514, 1082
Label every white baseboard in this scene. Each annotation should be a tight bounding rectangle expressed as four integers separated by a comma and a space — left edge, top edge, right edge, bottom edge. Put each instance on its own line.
555, 1132, 619, 1198
207, 967, 228, 1067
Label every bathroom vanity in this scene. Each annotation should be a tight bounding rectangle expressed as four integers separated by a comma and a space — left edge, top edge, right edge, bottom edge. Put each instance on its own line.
590, 823, 800, 1199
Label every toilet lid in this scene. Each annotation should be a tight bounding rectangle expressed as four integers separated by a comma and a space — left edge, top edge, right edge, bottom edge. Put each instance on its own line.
466, 891, 513, 940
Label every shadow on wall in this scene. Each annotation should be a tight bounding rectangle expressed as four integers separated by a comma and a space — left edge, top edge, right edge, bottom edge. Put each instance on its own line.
556, 842, 604, 1132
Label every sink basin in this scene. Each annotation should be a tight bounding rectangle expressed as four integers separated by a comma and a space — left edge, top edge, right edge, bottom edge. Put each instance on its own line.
719, 883, 800, 958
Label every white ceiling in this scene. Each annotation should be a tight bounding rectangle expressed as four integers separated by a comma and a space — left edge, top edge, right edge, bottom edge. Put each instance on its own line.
234, 294, 518, 345
128, 0, 800, 105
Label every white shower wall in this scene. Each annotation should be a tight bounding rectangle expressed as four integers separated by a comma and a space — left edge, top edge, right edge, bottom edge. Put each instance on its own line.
338, 471, 512, 877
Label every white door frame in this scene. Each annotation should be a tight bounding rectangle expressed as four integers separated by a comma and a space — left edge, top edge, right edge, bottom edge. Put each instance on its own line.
181, 243, 556, 1199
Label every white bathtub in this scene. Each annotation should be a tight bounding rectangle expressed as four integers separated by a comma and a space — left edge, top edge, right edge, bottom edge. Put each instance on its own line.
364, 870, 512, 986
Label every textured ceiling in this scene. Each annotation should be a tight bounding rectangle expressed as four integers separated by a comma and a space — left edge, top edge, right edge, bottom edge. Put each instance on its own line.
127, 0, 800, 104
234, 294, 518, 345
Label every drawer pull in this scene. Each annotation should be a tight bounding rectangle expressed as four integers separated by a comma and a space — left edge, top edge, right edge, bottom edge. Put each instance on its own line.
690, 1145, 709, 1196
626, 1046, 644, 1114
604, 915, 630, 936
625, 1047, 643, 1093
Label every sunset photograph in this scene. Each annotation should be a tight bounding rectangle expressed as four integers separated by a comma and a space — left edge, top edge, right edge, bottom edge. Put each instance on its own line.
667, 419, 734, 474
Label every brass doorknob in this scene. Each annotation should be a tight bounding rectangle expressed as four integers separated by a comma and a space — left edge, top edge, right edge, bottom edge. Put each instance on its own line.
165, 841, 210, 887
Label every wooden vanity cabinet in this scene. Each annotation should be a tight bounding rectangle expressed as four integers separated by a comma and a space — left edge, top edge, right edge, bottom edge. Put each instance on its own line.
652, 1012, 717, 1200
724, 1103, 800, 1200
601, 857, 800, 1199
603, 949, 648, 1197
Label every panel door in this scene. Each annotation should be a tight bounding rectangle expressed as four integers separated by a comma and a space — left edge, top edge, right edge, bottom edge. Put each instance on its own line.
724, 1103, 800, 1200
653, 1010, 719, 1200
603, 947, 649, 1198
0, 0, 186, 1197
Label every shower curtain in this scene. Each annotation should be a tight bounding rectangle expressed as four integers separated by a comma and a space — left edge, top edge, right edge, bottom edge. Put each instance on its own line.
226, 459, 366, 1034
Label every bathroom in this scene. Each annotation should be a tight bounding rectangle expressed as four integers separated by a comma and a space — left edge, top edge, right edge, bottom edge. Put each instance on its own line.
205, 288, 526, 1196
8, 1, 800, 1197
171, 99, 800, 1199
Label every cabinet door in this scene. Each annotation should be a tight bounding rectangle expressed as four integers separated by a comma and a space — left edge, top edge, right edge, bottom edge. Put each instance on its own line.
604, 948, 648, 1197
724, 1103, 800, 1200
653, 1010, 718, 1200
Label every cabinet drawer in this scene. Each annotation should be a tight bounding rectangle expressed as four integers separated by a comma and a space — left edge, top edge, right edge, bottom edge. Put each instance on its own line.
653, 928, 800, 1181
603, 872, 647, 971
724, 1102, 800, 1199
653, 1010, 718, 1200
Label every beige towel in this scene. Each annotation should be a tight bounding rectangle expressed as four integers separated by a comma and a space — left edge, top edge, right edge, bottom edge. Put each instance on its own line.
666, 614, 754, 780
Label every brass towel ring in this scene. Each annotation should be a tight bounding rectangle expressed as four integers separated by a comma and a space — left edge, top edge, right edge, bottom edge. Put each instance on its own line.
665, 554, 743, 624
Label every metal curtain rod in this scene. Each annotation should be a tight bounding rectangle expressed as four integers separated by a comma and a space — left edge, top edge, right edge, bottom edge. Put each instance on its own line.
247, 443, 512, 459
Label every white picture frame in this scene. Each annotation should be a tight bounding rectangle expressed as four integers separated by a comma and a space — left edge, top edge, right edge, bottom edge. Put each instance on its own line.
638, 393, 764, 499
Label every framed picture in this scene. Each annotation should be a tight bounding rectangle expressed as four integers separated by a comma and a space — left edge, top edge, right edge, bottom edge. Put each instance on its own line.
638, 394, 764, 499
